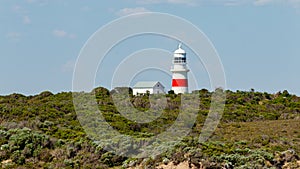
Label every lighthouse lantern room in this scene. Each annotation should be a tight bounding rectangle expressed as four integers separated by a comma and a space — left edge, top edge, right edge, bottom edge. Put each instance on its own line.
171, 43, 189, 94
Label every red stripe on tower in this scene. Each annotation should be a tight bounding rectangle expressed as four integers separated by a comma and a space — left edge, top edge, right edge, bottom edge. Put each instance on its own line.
172, 79, 188, 87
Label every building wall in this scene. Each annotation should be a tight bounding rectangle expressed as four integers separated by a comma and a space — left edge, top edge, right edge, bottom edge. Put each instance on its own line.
133, 82, 165, 95
154, 82, 165, 94
133, 86, 165, 95
133, 88, 153, 95
153, 85, 165, 94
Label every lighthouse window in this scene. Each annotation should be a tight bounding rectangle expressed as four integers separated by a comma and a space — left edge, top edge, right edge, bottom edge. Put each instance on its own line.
174, 57, 186, 63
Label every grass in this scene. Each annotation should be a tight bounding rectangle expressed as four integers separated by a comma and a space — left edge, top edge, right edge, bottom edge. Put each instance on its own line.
213, 119, 300, 153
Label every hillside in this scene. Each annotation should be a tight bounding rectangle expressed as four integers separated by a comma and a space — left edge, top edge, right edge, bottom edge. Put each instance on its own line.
0, 88, 299, 168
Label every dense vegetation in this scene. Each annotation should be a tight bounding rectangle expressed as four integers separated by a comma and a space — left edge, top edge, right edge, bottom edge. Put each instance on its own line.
0, 87, 299, 168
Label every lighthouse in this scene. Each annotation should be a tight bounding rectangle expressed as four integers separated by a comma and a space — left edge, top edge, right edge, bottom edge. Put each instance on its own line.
171, 43, 189, 94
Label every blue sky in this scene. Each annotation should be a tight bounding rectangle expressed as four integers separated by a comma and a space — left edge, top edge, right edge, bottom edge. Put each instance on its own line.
1, 0, 300, 95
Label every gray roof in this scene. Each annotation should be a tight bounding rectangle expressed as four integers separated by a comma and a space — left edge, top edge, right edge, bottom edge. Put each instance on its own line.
133, 81, 164, 89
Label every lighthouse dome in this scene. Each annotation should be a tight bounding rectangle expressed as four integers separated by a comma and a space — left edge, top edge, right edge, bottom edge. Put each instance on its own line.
174, 43, 186, 55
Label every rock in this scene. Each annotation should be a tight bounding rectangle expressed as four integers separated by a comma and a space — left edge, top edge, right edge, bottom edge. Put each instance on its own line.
1, 159, 12, 168
224, 162, 234, 169
273, 150, 300, 168
162, 158, 169, 165
265, 160, 273, 168
128, 160, 136, 167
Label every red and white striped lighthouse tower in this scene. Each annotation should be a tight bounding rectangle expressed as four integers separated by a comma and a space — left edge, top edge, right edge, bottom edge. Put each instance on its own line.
171, 43, 189, 94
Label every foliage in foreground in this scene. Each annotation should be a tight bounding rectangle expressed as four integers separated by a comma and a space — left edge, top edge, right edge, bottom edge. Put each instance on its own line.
0, 87, 299, 168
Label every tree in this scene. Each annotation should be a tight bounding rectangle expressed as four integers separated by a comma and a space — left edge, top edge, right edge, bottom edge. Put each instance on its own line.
168, 90, 175, 95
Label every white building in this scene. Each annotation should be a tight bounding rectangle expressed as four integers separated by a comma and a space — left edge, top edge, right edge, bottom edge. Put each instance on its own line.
132, 81, 165, 95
